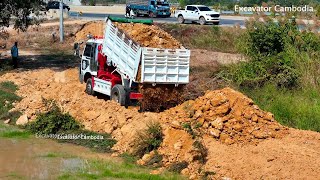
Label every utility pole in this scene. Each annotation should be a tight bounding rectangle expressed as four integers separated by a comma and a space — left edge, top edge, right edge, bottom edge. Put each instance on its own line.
60, 0, 64, 42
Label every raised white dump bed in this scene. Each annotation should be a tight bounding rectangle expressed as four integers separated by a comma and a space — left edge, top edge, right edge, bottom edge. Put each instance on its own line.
102, 18, 190, 85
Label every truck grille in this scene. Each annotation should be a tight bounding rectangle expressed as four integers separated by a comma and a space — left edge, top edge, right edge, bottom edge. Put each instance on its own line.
210, 14, 220, 18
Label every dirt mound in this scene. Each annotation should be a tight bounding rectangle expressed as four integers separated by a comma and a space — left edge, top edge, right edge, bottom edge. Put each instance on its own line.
75, 21, 104, 42
154, 88, 289, 177
160, 88, 288, 144
114, 22, 182, 49
2, 67, 319, 180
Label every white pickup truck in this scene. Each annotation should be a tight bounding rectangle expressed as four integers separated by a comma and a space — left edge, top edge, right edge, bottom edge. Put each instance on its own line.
175, 5, 220, 25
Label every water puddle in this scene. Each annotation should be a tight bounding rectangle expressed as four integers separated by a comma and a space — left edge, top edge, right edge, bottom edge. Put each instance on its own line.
0, 134, 118, 179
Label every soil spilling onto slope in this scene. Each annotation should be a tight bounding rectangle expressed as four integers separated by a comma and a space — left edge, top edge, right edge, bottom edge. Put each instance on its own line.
138, 84, 184, 112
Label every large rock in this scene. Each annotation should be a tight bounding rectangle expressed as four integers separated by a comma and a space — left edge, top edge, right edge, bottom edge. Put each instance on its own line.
16, 114, 29, 125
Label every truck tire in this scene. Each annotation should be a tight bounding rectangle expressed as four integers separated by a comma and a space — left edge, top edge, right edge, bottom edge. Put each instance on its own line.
111, 85, 127, 106
86, 78, 95, 96
178, 15, 184, 24
199, 16, 206, 25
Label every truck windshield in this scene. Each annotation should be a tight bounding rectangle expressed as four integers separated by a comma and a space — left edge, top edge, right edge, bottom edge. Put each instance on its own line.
157, 1, 169, 6
198, 6, 211, 11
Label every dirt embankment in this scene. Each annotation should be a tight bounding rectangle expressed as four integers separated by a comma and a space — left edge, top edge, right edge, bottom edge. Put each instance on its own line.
1, 68, 319, 179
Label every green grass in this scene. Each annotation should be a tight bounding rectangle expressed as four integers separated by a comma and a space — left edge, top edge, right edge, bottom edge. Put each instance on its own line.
39, 152, 77, 159
58, 159, 185, 180
0, 130, 31, 139
0, 81, 21, 122
4, 172, 26, 179
158, 24, 243, 53
243, 85, 320, 132
0, 81, 26, 138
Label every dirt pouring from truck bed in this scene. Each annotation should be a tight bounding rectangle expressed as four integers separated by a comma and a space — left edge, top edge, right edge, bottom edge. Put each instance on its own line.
1, 68, 320, 179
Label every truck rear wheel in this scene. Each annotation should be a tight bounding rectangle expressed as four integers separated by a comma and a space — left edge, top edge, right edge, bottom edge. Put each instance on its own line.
111, 85, 127, 106
199, 17, 206, 25
86, 78, 95, 96
178, 15, 184, 24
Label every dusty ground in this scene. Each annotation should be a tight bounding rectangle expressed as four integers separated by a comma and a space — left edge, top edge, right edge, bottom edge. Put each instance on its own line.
0, 65, 319, 179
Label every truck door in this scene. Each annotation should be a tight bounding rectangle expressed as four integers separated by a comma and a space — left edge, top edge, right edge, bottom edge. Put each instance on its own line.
89, 43, 98, 72
185, 6, 192, 19
81, 43, 97, 76
191, 6, 200, 20
149, 0, 156, 14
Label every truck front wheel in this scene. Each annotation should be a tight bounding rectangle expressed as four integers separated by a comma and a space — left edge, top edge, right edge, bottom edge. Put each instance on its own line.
111, 85, 127, 106
178, 15, 184, 24
199, 17, 206, 25
86, 78, 95, 96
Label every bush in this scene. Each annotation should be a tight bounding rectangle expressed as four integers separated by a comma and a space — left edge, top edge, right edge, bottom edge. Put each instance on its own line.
133, 121, 163, 157
220, 17, 320, 88
0, 81, 21, 122
25, 100, 116, 152
25, 104, 81, 134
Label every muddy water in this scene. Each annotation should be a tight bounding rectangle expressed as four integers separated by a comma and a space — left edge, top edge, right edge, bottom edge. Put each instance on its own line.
0, 134, 120, 179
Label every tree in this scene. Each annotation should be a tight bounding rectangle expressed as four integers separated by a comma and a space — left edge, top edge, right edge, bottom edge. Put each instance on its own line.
0, 0, 41, 37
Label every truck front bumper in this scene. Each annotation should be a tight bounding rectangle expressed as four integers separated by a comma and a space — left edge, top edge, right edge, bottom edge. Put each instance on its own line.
204, 16, 220, 23
157, 12, 171, 16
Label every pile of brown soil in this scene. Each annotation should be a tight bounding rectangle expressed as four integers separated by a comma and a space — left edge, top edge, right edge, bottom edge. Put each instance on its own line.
75, 21, 104, 42
74, 21, 182, 48
150, 88, 288, 178
114, 22, 182, 49
160, 88, 288, 145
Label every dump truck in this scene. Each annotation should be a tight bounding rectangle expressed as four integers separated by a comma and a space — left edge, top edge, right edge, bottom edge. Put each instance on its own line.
126, 0, 171, 17
75, 17, 190, 109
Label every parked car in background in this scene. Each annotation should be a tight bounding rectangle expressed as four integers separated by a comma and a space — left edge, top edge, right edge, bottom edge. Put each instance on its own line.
126, 0, 171, 18
46, 1, 70, 11
175, 5, 220, 25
